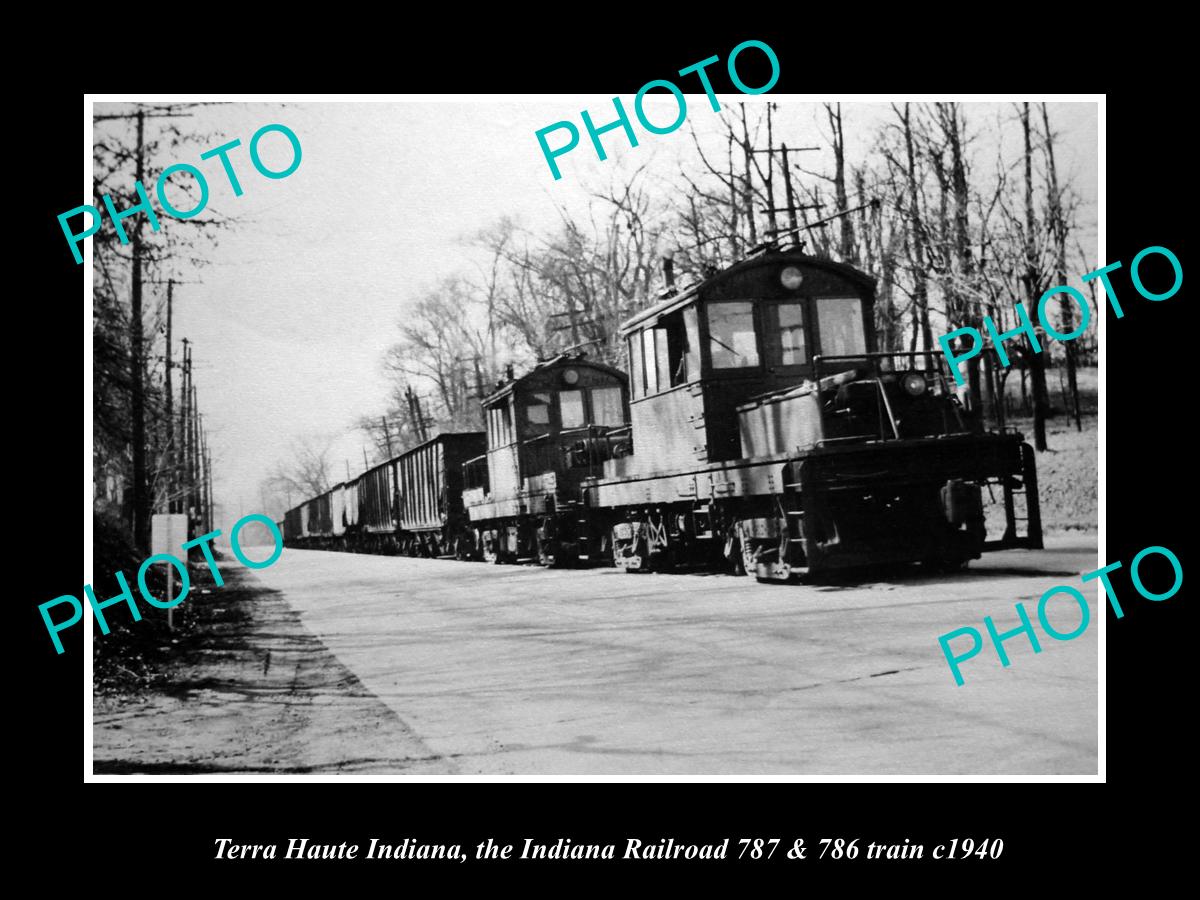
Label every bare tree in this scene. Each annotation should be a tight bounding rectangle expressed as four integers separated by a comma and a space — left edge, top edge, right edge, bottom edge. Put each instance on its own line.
1019, 102, 1052, 451
92, 103, 233, 550
1040, 102, 1083, 431
266, 433, 337, 504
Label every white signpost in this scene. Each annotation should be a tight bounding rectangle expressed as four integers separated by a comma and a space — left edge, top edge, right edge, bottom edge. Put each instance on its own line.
151, 514, 189, 630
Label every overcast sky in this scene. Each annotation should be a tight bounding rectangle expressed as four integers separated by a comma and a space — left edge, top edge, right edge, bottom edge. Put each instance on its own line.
90, 98, 1098, 521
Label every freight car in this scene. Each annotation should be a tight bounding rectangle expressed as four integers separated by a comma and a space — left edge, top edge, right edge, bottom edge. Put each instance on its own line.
281, 432, 484, 557
396, 432, 486, 557
353, 456, 400, 552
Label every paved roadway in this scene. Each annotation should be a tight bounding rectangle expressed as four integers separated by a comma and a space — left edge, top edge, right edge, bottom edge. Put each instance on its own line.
245, 536, 1099, 775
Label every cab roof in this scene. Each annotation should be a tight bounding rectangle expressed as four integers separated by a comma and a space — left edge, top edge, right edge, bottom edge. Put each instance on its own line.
620, 247, 876, 335
482, 353, 627, 407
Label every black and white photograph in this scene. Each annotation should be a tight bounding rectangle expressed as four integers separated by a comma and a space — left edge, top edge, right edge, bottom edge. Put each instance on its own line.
81, 93, 1101, 778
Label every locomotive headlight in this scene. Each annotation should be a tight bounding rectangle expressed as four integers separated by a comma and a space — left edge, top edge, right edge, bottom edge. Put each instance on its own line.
562, 368, 580, 385
780, 266, 804, 289
901, 371, 928, 396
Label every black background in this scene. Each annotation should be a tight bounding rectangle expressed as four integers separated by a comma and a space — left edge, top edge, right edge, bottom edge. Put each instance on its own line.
21, 22, 1187, 887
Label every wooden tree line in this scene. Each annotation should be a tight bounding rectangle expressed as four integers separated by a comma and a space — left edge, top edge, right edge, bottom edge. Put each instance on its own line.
92, 106, 219, 552
266, 101, 1095, 507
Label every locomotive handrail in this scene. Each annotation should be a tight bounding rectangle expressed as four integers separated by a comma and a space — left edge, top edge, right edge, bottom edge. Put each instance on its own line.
811, 350, 972, 441
559, 423, 632, 437
814, 350, 951, 371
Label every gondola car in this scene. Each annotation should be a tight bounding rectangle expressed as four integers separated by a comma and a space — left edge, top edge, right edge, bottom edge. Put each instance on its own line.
577, 245, 1041, 580
396, 432, 486, 557
283, 433, 485, 556
298, 488, 334, 548
282, 507, 302, 547
348, 456, 399, 553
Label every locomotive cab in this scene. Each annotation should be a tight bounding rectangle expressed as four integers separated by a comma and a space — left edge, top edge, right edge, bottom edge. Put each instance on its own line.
598, 246, 1040, 579
618, 248, 876, 469
463, 354, 629, 563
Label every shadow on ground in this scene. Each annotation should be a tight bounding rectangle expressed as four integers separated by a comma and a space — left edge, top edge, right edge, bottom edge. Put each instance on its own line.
92, 565, 456, 776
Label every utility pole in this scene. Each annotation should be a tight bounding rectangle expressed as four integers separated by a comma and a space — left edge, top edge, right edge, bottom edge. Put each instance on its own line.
198, 418, 209, 533
405, 385, 429, 443
781, 144, 800, 241
727, 134, 739, 257
362, 447, 370, 470
190, 382, 199, 529
196, 412, 205, 533
752, 143, 821, 246
181, 339, 191, 527
164, 279, 174, 513
204, 436, 213, 533
764, 104, 778, 238
380, 416, 394, 457
93, 106, 193, 550
740, 106, 756, 246
130, 109, 148, 550
546, 310, 595, 351
564, 303, 581, 347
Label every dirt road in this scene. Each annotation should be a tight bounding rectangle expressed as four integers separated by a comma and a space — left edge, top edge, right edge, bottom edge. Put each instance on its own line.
92, 567, 455, 774
98, 535, 1100, 775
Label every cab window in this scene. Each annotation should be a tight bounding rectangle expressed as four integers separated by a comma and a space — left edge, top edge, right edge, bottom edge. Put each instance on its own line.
525, 392, 551, 434
641, 329, 658, 394
488, 401, 514, 445
639, 309, 701, 395
706, 301, 759, 369
817, 297, 867, 356
560, 389, 585, 428
628, 334, 645, 398
590, 386, 624, 425
682, 307, 700, 382
765, 301, 807, 366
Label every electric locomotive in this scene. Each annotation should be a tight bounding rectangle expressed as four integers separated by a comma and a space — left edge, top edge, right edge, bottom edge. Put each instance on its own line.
462, 355, 630, 564
577, 245, 1041, 580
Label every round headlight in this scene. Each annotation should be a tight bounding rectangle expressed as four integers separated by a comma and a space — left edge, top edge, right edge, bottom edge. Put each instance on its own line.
562, 368, 580, 385
901, 371, 928, 396
780, 266, 804, 289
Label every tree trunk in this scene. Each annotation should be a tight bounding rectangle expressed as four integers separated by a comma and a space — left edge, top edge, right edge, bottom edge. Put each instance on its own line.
828, 103, 855, 262
1021, 103, 1050, 450
901, 104, 932, 357
1040, 102, 1082, 432
943, 103, 983, 416
740, 106, 756, 246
